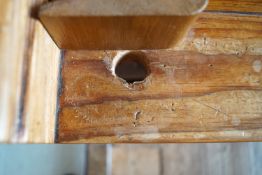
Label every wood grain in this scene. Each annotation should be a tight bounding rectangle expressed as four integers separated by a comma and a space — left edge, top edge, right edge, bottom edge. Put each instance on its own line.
21, 21, 60, 143
175, 13, 262, 56
61, 51, 262, 107
110, 143, 262, 175
0, 0, 60, 143
161, 143, 262, 175
0, 0, 32, 142
39, 0, 207, 50
39, 0, 262, 50
58, 50, 262, 143
57, 9, 262, 143
1, 0, 262, 143
112, 145, 161, 175
207, 0, 262, 14
87, 145, 107, 175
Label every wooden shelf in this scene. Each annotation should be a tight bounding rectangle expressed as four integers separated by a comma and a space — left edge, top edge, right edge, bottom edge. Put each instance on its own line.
39, 0, 208, 50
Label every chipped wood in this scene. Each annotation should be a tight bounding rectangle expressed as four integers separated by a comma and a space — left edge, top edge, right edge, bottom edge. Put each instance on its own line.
58, 50, 262, 143
57, 5, 262, 143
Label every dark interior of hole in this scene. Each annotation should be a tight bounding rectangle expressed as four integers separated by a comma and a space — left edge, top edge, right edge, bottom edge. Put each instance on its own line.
115, 53, 149, 84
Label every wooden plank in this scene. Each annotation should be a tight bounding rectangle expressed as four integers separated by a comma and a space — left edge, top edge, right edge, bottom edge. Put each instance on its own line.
2, 0, 261, 143
21, 21, 60, 143
111, 145, 160, 175
160, 143, 262, 175
207, 0, 262, 14
110, 143, 262, 175
39, 0, 208, 49
0, 0, 60, 143
57, 11, 262, 143
38, 0, 262, 50
0, 0, 31, 142
87, 145, 107, 175
176, 13, 262, 55
61, 51, 262, 106
58, 50, 262, 143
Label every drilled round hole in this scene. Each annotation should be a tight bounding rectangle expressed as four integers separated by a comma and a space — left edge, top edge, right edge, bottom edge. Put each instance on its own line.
115, 52, 150, 84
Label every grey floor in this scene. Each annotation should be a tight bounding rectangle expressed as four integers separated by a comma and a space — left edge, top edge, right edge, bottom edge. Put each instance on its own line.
0, 145, 87, 175
0, 143, 262, 175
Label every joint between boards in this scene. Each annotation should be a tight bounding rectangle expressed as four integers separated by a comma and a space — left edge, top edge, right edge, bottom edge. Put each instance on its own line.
54, 49, 65, 143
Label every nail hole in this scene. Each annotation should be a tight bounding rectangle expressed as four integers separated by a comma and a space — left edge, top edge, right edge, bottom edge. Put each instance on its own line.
115, 52, 150, 84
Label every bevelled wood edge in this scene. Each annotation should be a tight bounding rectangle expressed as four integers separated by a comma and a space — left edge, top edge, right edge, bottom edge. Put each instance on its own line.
38, 0, 208, 50
39, 0, 208, 16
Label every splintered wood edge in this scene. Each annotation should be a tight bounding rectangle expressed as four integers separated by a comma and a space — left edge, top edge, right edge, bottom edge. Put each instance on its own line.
39, 0, 208, 16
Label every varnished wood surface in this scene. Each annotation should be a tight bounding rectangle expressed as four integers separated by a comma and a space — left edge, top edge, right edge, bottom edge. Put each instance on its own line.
58, 9, 262, 143
39, 0, 208, 49
207, 0, 262, 13
58, 51, 262, 143
1, 0, 262, 143
39, 16, 197, 50
38, 0, 262, 50
61, 51, 262, 107
177, 13, 262, 55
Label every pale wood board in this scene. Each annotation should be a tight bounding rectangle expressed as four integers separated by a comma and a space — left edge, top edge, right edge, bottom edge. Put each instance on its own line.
0, 0, 60, 143
175, 13, 262, 56
112, 145, 161, 175
109, 143, 262, 175
87, 145, 107, 175
0, 0, 31, 142
21, 21, 60, 143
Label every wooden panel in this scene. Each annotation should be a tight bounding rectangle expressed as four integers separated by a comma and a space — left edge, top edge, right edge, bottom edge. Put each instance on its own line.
0, 0, 32, 142
2, 0, 262, 143
207, 0, 262, 13
61, 51, 262, 106
57, 10, 262, 143
160, 143, 262, 175
110, 143, 262, 175
39, 0, 262, 50
0, 0, 60, 143
112, 145, 160, 175
87, 145, 107, 175
58, 50, 262, 143
176, 13, 262, 55
39, 0, 208, 49
21, 21, 60, 143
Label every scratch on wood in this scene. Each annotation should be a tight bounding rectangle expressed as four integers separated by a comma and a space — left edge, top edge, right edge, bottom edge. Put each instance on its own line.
192, 99, 230, 119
